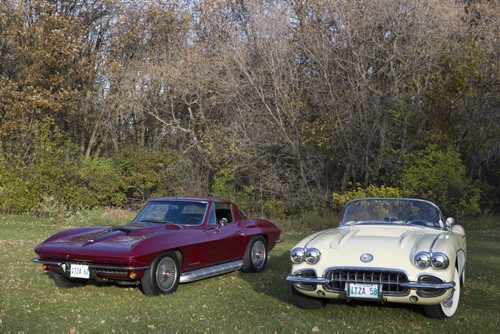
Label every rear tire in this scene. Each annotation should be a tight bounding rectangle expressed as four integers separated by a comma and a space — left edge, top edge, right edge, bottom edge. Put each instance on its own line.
241, 236, 268, 273
424, 267, 461, 319
141, 252, 180, 296
50, 272, 85, 288
290, 285, 327, 309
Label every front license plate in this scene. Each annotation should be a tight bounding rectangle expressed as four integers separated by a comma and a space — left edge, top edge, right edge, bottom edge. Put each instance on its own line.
348, 283, 380, 299
70, 264, 90, 279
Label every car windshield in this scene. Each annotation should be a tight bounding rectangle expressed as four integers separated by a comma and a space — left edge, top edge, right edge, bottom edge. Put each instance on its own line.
340, 198, 443, 228
135, 201, 208, 226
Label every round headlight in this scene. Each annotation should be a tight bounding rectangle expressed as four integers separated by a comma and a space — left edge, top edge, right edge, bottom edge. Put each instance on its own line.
414, 251, 431, 269
290, 247, 305, 264
431, 252, 449, 270
305, 248, 321, 264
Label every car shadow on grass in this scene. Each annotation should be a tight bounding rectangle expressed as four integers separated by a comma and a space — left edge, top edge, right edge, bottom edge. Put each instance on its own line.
239, 249, 426, 317
41, 270, 144, 293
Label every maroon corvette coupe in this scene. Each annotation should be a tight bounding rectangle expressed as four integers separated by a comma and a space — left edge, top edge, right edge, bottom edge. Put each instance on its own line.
32, 197, 281, 296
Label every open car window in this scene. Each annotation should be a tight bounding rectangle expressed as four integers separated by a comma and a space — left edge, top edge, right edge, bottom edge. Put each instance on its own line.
215, 203, 233, 224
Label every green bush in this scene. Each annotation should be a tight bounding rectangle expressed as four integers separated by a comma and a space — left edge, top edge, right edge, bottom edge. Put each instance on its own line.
113, 147, 177, 206
401, 144, 480, 218
0, 126, 80, 214
0, 135, 180, 215
332, 185, 403, 211
76, 157, 127, 208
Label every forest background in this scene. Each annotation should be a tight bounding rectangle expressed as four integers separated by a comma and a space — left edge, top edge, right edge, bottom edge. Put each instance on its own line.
0, 0, 498, 222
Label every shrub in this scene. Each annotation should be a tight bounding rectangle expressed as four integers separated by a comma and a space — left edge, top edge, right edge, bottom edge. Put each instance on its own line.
401, 144, 480, 218
113, 147, 177, 207
332, 185, 403, 211
76, 157, 127, 208
0, 126, 80, 214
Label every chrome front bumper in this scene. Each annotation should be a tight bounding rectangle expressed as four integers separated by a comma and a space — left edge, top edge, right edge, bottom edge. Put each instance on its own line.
32, 258, 150, 271
286, 275, 455, 290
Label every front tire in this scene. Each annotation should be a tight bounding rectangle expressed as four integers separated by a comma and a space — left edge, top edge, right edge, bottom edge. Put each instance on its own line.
241, 236, 268, 272
424, 267, 461, 319
141, 251, 180, 296
50, 272, 85, 288
290, 285, 327, 309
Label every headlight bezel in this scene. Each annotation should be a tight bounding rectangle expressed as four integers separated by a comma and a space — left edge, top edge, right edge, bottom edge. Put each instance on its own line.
290, 247, 305, 264
290, 247, 321, 265
304, 248, 321, 264
414, 251, 449, 270
430, 252, 449, 270
414, 251, 431, 269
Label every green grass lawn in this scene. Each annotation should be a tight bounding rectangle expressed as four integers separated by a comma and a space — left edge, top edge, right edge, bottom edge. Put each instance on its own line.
0, 214, 498, 333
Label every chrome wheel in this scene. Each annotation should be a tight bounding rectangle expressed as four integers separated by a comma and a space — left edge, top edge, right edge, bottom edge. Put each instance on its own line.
251, 240, 266, 270
156, 257, 178, 292
242, 236, 268, 272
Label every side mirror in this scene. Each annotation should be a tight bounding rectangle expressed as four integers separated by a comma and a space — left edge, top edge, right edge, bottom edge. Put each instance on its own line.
217, 218, 228, 227
445, 217, 456, 228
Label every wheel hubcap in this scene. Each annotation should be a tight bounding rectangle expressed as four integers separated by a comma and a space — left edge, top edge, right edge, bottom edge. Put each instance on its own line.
156, 257, 177, 292
251, 241, 266, 269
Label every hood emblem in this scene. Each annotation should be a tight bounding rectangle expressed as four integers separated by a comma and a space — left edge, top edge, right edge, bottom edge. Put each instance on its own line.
360, 253, 374, 263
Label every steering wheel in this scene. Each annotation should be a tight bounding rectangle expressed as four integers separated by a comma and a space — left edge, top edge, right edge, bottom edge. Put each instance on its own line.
406, 219, 428, 226
187, 217, 200, 225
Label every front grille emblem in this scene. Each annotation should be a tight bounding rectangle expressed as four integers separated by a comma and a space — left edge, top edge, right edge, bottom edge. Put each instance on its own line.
360, 253, 374, 263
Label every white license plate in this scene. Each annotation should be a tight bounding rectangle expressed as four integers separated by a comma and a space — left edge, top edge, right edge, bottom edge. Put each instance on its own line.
70, 264, 90, 279
348, 283, 380, 299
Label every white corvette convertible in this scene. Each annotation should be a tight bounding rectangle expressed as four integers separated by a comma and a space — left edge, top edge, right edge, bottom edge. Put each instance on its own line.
287, 198, 466, 319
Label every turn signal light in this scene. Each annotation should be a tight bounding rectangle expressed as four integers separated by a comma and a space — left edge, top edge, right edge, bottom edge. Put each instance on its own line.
41, 264, 50, 271
129, 272, 137, 279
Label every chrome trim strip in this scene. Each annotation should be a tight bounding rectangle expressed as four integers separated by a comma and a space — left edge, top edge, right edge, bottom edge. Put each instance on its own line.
304, 228, 336, 249
179, 260, 243, 283
286, 275, 329, 284
322, 266, 410, 278
275, 239, 283, 244
400, 282, 455, 289
32, 258, 149, 271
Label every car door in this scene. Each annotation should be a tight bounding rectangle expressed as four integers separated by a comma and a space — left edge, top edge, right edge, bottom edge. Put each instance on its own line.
204, 202, 246, 264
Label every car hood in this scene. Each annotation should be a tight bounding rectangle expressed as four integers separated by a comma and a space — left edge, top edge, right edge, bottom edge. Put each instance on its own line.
34, 223, 182, 262
302, 225, 445, 269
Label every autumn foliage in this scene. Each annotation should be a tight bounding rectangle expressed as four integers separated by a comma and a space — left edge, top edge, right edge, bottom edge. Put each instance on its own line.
0, 0, 498, 217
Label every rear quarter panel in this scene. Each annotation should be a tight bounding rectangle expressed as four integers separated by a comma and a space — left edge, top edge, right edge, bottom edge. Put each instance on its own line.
238, 218, 281, 251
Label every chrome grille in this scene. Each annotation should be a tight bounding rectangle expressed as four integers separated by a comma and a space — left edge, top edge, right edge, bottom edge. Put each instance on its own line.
324, 268, 409, 296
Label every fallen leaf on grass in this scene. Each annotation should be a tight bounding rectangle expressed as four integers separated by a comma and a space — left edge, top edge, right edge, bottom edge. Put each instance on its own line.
312, 325, 319, 332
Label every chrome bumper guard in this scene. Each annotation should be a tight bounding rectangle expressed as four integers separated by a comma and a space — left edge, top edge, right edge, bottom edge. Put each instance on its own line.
400, 281, 455, 289
286, 275, 329, 284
